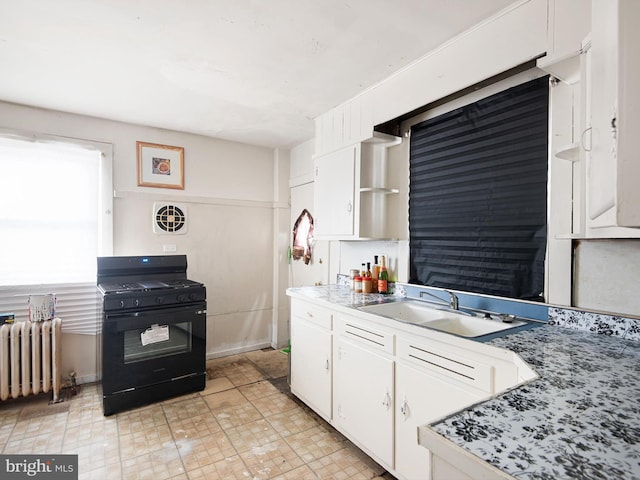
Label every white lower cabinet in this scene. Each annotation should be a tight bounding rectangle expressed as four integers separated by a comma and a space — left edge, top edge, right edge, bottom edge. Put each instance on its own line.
289, 299, 332, 420
333, 316, 395, 469
288, 296, 531, 480
395, 337, 491, 480
396, 363, 439, 479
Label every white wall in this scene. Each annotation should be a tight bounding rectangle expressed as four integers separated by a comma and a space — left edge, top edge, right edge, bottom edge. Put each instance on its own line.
272, 148, 291, 349
0, 100, 288, 382
574, 240, 640, 317
338, 241, 403, 282
290, 139, 314, 187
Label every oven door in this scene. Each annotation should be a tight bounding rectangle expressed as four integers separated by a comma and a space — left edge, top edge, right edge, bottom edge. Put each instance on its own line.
102, 303, 206, 394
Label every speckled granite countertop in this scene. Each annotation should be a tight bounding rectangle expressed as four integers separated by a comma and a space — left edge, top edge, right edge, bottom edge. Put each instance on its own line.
429, 324, 640, 480
287, 284, 404, 308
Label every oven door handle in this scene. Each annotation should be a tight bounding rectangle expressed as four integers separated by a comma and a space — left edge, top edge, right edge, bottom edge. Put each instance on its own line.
105, 304, 206, 332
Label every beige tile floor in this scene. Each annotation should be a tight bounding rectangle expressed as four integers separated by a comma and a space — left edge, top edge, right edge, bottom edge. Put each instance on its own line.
0, 349, 396, 480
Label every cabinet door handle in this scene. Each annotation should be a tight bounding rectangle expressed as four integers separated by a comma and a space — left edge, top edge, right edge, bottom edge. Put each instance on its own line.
581, 126, 592, 152
346, 201, 352, 213
324, 358, 330, 372
382, 391, 391, 410
400, 398, 409, 419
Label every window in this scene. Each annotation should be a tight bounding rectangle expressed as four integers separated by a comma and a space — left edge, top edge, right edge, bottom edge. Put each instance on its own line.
0, 133, 113, 333
408, 75, 548, 301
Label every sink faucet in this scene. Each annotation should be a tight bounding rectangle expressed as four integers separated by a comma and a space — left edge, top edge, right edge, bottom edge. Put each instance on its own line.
445, 290, 459, 310
419, 289, 459, 310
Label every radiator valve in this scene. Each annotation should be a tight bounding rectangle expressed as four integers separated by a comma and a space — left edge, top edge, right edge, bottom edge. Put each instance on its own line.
65, 371, 77, 396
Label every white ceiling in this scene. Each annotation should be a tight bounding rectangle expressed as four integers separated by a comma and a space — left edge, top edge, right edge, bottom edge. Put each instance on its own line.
0, 1, 516, 149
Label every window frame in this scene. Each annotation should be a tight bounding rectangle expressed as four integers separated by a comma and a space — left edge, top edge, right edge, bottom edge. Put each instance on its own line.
0, 129, 113, 334
399, 68, 568, 303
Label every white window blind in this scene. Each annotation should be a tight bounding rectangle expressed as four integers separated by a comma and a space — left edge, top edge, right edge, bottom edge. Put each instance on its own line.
0, 283, 98, 335
0, 134, 112, 334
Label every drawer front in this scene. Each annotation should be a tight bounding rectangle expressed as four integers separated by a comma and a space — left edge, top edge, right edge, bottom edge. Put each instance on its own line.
291, 299, 332, 330
336, 315, 394, 355
397, 336, 494, 394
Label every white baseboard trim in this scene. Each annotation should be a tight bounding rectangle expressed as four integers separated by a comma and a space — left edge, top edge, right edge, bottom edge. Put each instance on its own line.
206, 342, 272, 360
75, 345, 274, 384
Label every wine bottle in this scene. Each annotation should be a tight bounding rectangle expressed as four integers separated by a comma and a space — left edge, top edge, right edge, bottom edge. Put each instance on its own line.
378, 255, 388, 294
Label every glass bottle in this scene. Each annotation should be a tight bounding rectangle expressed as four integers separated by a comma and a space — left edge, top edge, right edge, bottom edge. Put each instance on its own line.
378, 255, 388, 294
362, 276, 373, 293
372, 255, 380, 293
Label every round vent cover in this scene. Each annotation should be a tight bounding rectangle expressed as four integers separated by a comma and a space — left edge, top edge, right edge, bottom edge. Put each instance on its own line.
153, 203, 187, 234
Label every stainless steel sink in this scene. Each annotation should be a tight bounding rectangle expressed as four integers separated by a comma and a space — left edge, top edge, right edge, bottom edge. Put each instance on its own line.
358, 300, 528, 338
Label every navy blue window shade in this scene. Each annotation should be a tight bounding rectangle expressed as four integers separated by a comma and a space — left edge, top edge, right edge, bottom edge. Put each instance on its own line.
409, 76, 549, 301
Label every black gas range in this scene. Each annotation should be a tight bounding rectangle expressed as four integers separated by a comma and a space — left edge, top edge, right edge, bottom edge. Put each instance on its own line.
97, 255, 206, 310
98, 278, 206, 311
97, 255, 207, 415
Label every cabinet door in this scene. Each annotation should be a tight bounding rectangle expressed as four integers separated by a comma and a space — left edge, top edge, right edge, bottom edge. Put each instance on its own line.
395, 362, 484, 480
314, 145, 357, 237
588, 0, 618, 222
334, 336, 394, 468
290, 318, 332, 420
588, 0, 640, 228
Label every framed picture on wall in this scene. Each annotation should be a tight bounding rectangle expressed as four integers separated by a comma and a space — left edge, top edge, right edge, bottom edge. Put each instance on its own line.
137, 141, 184, 189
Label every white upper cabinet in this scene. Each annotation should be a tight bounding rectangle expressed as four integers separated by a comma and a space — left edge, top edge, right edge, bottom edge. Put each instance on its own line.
544, 0, 640, 238
586, 0, 640, 231
313, 134, 401, 240
314, 143, 357, 238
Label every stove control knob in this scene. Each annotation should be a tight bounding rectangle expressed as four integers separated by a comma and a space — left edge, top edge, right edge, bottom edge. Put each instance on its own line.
189, 292, 198, 301
177, 294, 187, 302
119, 300, 125, 308
155, 296, 165, 305
134, 299, 140, 307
